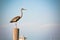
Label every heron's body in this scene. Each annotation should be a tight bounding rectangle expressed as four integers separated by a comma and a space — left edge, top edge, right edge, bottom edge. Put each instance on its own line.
10, 8, 26, 23
10, 16, 21, 23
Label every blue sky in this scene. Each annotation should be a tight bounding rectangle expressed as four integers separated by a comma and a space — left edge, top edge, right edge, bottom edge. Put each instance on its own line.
0, 0, 60, 40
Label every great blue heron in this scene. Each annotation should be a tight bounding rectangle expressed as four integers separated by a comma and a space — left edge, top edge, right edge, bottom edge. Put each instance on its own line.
10, 8, 26, 28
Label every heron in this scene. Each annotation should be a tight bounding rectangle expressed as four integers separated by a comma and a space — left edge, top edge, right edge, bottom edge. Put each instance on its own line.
10, 8, 26, 28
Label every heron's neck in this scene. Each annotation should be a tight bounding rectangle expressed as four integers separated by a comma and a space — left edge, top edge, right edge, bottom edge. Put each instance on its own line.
20, 10, 23, 18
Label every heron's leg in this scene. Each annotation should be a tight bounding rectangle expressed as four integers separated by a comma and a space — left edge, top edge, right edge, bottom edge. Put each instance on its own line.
15, 22, 17, 28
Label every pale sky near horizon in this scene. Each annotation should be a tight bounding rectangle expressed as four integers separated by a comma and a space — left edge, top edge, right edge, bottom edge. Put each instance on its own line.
0, 0, 60, 40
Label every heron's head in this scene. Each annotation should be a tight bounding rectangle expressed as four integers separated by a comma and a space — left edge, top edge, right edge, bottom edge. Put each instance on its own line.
21, 8, 27, 10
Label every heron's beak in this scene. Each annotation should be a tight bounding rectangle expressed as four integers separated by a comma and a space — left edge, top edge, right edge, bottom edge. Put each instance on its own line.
23, 9, 27, 10
24, 9, 27, 10
21, 8, 27, 10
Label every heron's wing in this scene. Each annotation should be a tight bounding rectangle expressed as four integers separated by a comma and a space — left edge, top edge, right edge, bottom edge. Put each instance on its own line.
10, 16, 20, 23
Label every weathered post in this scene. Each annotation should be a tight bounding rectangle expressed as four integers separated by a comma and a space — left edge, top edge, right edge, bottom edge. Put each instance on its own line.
13, 28, 19, 40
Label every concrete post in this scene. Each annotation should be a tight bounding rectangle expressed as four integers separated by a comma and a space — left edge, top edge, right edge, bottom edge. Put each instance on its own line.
13, 28, 19, 40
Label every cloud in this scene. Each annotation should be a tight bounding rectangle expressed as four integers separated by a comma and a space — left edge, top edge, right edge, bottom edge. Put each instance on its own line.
17, 21, 60, 33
